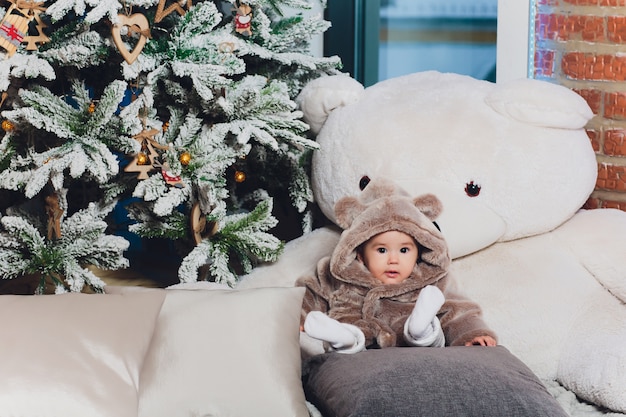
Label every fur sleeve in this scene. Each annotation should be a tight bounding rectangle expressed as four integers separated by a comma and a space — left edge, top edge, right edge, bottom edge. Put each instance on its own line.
438, 274, 498, 346
295, 257, 333, 326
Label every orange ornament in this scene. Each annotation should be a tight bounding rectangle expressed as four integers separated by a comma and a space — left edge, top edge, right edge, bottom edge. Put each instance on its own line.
136, 152, 149, 165
179, 151, 191, 166
234, 170, 246, 183
2, 120, 14, 132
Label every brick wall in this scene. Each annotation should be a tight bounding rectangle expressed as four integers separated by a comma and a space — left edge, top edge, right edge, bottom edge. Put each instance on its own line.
533, 0, 626, 210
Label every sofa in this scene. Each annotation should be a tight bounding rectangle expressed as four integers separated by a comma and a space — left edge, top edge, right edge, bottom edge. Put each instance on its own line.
0, 281, 574, 417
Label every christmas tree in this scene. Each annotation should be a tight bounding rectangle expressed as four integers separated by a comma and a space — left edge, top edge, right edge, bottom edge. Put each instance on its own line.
0, 0, 340, 293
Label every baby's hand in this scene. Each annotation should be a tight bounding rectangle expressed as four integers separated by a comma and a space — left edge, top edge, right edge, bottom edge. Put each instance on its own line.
465, 335, 497, 347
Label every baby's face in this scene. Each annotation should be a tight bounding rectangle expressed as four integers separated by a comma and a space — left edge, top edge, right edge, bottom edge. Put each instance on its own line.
358, 231, 419, 285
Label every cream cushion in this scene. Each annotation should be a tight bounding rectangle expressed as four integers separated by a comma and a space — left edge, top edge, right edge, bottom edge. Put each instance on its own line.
0, 292, 166, 417
107, 285, 308, 417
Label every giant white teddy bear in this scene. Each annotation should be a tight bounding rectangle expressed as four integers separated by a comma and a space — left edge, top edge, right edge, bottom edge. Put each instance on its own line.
237, 71, 626, 415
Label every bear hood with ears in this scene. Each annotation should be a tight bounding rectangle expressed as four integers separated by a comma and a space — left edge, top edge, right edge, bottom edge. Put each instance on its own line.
329, 178, 451, 289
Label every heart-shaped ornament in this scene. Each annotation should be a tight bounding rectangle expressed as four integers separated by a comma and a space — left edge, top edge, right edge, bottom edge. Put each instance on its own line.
111, 13, 150, 64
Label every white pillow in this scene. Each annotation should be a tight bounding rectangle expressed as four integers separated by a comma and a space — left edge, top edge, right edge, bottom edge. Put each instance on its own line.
108, 286, 309, 417
0, 292, 166, 417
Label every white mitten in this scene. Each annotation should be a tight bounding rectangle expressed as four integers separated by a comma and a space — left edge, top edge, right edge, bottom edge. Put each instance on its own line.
404, 285, 446, 347
304, 311, 365, 354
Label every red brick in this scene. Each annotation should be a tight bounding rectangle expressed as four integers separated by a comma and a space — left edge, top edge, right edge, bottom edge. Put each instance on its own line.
534, 50, 555, 77
575, 89, 602, 114
604, 129, 626, 155
585, 128, 601, 152
601, 200, 626, 209
597, 163, 626, 191
562, 53, 626, 81
537, 0, 560, 5
585, 198, 626, 210
579, 15, 605, 42
583, 197, 601, 209
600, 0, 626, 5
562, 0, 599, 4
604, 93, 626, 119
607, 16, 626, 43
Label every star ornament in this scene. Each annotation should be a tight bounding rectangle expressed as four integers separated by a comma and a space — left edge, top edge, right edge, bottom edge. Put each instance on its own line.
154, 0, 193, 23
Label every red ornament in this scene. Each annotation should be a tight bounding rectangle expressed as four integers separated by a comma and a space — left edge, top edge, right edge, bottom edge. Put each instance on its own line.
161, 163, 184, 188
234, 3, 252, 36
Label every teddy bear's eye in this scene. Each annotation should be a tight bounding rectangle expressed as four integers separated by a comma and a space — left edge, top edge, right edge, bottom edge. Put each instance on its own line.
465, 181, 481, 197
359, 176, 371, 190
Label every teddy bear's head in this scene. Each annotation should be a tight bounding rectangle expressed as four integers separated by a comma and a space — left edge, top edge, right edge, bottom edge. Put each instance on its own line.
297, 71, 597, 258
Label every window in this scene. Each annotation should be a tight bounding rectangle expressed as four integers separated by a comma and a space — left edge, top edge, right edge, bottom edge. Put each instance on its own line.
324, 0, 499, 87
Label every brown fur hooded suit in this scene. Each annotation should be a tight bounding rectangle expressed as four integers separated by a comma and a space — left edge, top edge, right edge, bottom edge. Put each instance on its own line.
296, 178, 497, 349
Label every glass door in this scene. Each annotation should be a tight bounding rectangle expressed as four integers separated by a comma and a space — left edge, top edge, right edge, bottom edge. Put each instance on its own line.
324, 0, 498, 87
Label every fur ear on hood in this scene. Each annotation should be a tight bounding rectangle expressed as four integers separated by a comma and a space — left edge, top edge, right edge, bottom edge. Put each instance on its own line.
334, 196, 363, 230
334, 179, 404, 229
413, 194, 443, 222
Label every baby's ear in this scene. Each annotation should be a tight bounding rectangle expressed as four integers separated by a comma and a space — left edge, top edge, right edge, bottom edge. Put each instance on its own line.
334, 196, 365, 229
413, 194, 443, 221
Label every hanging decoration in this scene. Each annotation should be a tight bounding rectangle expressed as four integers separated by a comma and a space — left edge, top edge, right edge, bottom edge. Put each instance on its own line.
179, 151, 191, 166
2, 119, 14, 132
234, 2, 253, 36
159, 161, 185, 188
44, 193, 63, 240
22, 2, 49, 51
124, 128, 160, 179
155, 0, 193, 23
190, 202, 218, 245
111, 12, 151, 64
234, 170, 246, 183
0, 0, 35, 57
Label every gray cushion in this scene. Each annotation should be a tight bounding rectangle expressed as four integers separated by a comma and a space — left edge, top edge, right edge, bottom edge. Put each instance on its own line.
302, 346, 568, 417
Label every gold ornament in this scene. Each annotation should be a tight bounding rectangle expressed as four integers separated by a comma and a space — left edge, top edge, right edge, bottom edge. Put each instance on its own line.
2, 119, 14, 131
124, 128, 161, 179
88, 102, 96, 113
162, 121, 169, 132
234, 170, 246, 183
179, 151, 191, 166
136, 152, 149, 165
125, 141, 158, 179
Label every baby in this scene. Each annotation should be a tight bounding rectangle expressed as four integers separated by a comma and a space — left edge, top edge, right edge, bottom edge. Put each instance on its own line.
296, 178, 497, 353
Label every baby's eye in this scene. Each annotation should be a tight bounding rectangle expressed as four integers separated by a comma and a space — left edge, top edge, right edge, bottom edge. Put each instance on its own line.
400, 247, 410, 253
376, 248, 387, 254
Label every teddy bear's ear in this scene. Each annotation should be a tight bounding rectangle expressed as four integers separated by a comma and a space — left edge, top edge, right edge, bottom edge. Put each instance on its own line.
334, 196, 365, 229
413, 193, 443, 221
296, 74, 364, 134
484, 78, 593, 129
